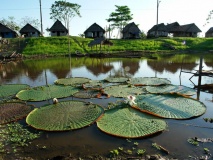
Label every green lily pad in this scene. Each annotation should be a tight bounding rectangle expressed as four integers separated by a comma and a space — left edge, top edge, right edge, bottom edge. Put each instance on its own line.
97, 104, 167, 138
103, 85, 145, 98
135, 94, 206, 119
128, 77, 171, 86
146, 85, 196, 96
16, 85, 79, 101
0, 102, 34, 124
104, 77, 129, 83
26, 101, 104, 131
73, 89, 102, 99
0, 84, 30, 98
54, 77, 91, 86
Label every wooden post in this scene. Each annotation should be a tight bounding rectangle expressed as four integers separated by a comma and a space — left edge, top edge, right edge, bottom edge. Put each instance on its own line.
198, 56, 203, 87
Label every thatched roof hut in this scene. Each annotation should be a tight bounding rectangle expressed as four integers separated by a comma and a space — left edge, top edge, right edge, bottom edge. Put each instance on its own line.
122, 22, 141, 39
169, 23, 201, 37
147, 23, 168, 38
20, 23, 41, 37
166, 22, 180, 32
49, 20, 68, 36
0, 23, 17, 38
84, 23, 105, 38
205, 27, 213, 37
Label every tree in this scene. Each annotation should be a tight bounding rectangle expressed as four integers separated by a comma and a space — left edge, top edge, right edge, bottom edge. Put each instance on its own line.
50, 0, 81, 34
0, 16, 20, 31
204, 10, 213, 26
106, 5, 133, 38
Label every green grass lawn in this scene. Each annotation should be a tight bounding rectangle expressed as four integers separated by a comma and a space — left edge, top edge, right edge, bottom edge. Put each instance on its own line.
6, 36, 213, 56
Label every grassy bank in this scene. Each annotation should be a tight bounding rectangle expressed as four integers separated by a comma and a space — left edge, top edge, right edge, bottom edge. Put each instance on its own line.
6, 36, 213, 56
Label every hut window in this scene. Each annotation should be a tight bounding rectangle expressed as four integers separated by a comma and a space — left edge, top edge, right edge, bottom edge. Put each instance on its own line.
52, 31, 55, 33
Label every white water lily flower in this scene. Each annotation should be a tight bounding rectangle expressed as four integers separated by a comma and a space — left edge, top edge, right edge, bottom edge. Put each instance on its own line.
53, 98, 58, 104
125, 95, 137, 106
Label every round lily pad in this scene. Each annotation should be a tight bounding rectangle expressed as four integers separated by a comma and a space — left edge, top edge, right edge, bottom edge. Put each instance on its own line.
104, 77, 129, 83
16, 85, 79, 101
103, 85, 145, 98
0, 84, 30, 98
73, 89, 102, 99
135, 94, 206, 119
146, 85, 196, 96
54, 77, 91, 86
0, 102, 34, 124
26, 101, 104, 131
128, 77, 171, 86
97, 104, 167, 138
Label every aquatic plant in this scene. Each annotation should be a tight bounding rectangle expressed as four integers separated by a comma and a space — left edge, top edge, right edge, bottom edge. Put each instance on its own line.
0, 102, 34, 124
135, 94, 206, 119
54, 77, 91, 86
127, 77, 171, 86
0, 84, 30, 99
26, 101, 104, 131
146, 84, 196, 96
16, 85, 79, 101
97, 103, 167, 138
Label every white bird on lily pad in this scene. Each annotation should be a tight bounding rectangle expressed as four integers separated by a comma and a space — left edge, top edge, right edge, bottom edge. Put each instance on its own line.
53, 98, 58, 104
125, 95, 137, 106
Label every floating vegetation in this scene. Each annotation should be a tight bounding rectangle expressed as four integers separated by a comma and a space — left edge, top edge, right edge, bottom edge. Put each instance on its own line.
135, 94, 206, 119
203, 118, 213, 123
146, 84, 196, 96
104, 77, 129, 83
97, 103, 167, 138
103, 85, 144, 98
187, 138, 199, 146
0, 102, 34, 124
152, 143, 169, 154
54, 77, 91, 86
0, 123, 41, 154
137, 149, 146, 155
128, 77, 171, 86
0, 84, 30, 99
26, 100, 104, 131
16, 85, 79, 101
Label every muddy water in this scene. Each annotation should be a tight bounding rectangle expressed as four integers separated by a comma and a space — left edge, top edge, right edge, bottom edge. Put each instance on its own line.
0, 53, 212, 159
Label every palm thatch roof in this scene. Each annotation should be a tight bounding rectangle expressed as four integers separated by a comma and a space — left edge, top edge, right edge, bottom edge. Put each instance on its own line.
20, 23, 41, 34
122, 22, 141, 34
148, 23, 168, 33
88, 37, 113, 47
169, 23, 201, 33
206, 27, 213, 34
49, 20, 68, 32
84, 23, 105, 34
166, 22, 180, 32
0, 23, 16, 33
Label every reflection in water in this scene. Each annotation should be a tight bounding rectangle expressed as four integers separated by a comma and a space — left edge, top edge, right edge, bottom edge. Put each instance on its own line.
0, 53, 213, 159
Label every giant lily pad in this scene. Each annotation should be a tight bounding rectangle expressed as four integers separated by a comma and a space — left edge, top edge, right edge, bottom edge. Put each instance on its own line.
103, 85, 145, 98
97, 103, 167, 138
0, 102, 34, 124
128, 77, 171, 86
146, 85, 196, 96
73, 89, 102, 99
0, 84, 30, 98
54, 77, 91, 86
16, 85, 79, 101
26, 101, 104, 131
104, 77, 129, 83
135, 94, 206, 119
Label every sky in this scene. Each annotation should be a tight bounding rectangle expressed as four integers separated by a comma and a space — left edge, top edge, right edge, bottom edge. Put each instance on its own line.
0, 0, 212, 37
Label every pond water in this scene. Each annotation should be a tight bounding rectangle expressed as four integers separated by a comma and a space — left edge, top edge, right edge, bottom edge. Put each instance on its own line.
0, 53, 213, 159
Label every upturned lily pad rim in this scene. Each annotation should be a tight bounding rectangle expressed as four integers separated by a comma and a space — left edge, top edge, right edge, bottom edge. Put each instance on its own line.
26, 100, 105, 132
134, 94, 206, 119
97, 104, 167, 138
145, 84, 196, 97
